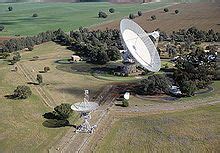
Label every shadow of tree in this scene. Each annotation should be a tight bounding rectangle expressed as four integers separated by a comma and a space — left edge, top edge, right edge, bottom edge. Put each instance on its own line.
27, 82, 39, 85
42, 119, 76, 128
4, 94, 15, 99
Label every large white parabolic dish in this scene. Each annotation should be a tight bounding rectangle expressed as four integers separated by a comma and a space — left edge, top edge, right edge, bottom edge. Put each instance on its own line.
71, 102, 98, 113
120, 19, 161, 72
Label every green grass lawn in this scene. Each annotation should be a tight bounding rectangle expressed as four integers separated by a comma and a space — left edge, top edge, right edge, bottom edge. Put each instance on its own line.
0, 2, 172, 36
95, 103, 220, 152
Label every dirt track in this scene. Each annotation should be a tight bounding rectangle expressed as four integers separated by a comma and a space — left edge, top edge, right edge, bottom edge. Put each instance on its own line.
91, 2, 220, 33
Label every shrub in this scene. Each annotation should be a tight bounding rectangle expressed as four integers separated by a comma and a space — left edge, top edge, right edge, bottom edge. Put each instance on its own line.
32, 13, 38, 17
175, 10, 179, 14
13, 85, 32, 99
138, 11, 142, 16
0, 25, 4, 31
44, 66, 50, 72
8, 6, 13, 11
164, 8, 169, 12
98, 11, 107, 18
151, 15, 156, 20
180, 81, 197, 97
122, 99, 129, 107
109, 8, 115, 13
129, 13, 135, 19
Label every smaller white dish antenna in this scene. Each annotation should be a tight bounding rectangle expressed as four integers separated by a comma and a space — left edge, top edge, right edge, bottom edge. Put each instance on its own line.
124, 92, 130, 100
120, 19, 161, 72
71, 90, 99, 133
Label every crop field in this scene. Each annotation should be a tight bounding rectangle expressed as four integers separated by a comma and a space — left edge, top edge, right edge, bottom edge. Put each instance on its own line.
0, 2, 172, 36
93, 2, 220, 33
94, 103, 220, 152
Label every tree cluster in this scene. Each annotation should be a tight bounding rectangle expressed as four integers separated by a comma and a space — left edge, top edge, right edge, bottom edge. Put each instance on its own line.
13, 85, 32, 99
0, 25, 4, 32
1, 29, 64, 53
69, 27, 122, 64
173, 47, 217, 95
98, 11, 107, 18
136, 74, 171, 95
170, 27, 219, 43
43, 103, 76, 126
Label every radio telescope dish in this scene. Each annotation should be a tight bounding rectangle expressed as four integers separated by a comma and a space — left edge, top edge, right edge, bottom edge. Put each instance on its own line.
120, 19, 161, 72
71, 90, 99, 133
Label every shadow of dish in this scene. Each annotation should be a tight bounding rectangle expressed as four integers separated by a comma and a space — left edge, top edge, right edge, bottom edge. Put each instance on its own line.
42, 119, 77, 128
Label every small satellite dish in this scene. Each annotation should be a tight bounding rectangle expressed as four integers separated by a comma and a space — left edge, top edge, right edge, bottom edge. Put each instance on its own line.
71, 90, 99, 133
120, 19, 161, 72
124, 92, 130, 100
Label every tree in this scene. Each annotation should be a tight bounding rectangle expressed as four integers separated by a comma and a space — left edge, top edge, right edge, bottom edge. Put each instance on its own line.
151, 15, 156, 20
180, 81, 197, 97
0, 25, 4, 31
109, 8, 115, 13
8, 6, 13, 11
32, 13, 38, 17
107, 46, 121, 61
44, 66, 50, 72
129, 13, 135, 19
122, 99, 129, 107
98, 11, 107, 18
138, 11, 142, 16
164, 8, 169, 12
13, 85, 32, 99
36, 74, 43, 84
138, 74, 171, 95
175, 10, 179, 14
54, 103, 73, 120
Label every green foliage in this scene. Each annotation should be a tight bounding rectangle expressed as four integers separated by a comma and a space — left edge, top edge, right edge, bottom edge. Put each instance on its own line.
70, 28, 122, 65
122, 99, 129, 107
36, 74, 43, 84
98, 11, 107, 18
44, 66, 50, 72
137, 74, 171, 95
8, 6, 13, 11
107, 46, 121, 61
32, 13, 38, 17
138, 11, 142, 16
151, 15, 156, 20
13, 85, 32, 99
129, 13, 135, 19
164, 8, 169, 12
175, 10, 179, 14
174, 47, 217, 90
0, 25, 4, 31
53, 103, 73, 120
109, 8, 115, 13
180, 81, 197, 97
1, 29, 62, 53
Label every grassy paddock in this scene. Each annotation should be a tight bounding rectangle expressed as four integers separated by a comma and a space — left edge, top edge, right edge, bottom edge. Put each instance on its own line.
95, 103, 220, 152
0, 2, 171, 36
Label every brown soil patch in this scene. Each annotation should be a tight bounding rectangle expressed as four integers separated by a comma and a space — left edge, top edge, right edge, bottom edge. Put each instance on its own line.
91, 2, 220, 33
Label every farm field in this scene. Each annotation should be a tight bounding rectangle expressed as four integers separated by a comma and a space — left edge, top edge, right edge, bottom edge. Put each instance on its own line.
92, 2, 220, 33
94, 103, 220, 152
0, 2, 172, 36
